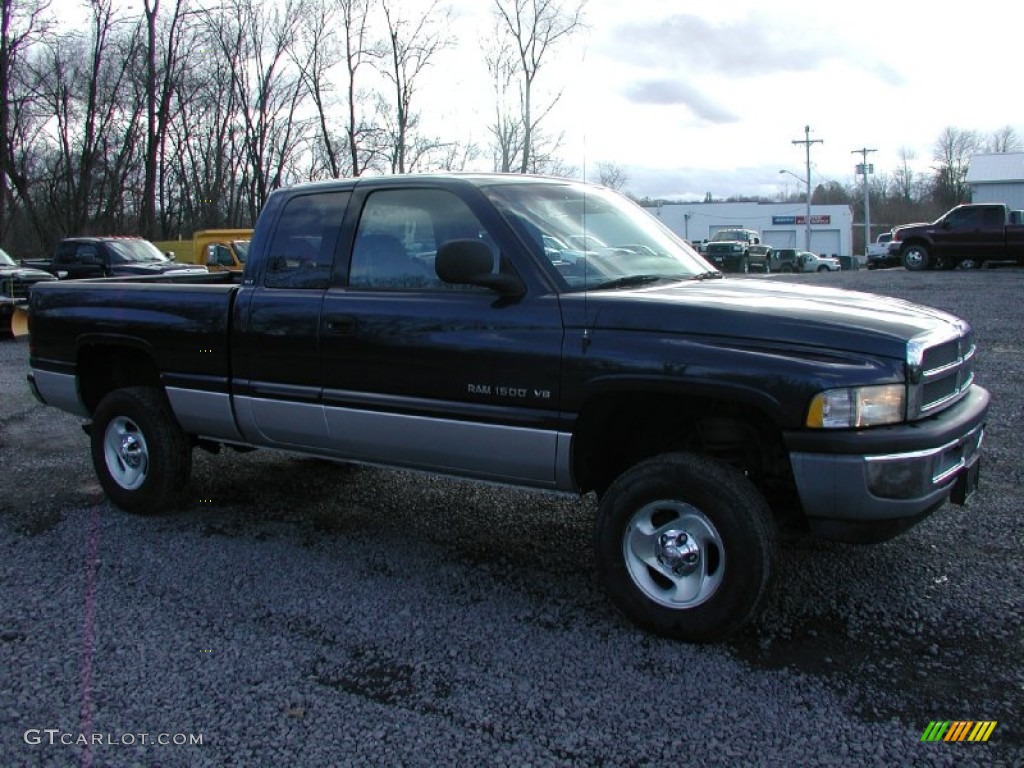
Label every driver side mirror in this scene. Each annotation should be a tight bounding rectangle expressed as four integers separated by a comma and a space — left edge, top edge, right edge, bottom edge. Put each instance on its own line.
435, 239, 524, 297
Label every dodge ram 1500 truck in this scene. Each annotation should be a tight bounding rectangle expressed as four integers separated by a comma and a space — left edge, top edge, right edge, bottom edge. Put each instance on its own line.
24, 174, 989, 642
890, 203, 1024, 270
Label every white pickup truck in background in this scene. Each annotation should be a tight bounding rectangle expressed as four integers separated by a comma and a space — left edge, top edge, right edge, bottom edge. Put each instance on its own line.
866, 232, 897, 269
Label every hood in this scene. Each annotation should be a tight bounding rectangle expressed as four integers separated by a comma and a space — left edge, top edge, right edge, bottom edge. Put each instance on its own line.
570, 278, 966, 360
0, 265, 57, 282
892, 222, 930, 237
113, 263, 207, 275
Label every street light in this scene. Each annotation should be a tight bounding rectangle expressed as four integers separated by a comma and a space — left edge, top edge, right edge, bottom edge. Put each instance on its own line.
779, 169, 811, 250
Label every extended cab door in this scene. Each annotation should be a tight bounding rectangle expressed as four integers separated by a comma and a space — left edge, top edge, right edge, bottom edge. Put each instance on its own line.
318, 182, 566, 488
232, 189, 351, 449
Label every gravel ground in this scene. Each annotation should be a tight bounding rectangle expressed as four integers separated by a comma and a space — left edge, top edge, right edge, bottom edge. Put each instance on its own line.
1, 267, 1021, 767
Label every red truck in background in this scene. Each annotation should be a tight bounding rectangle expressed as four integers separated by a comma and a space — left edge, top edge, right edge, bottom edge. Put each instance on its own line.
890, 203, 1024, 270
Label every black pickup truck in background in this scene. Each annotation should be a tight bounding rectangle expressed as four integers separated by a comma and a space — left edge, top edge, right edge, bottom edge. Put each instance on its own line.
1, 247, 56, 334
24, 174, 989, 641
21, 236, 209, 280
890, 202, 1024, 270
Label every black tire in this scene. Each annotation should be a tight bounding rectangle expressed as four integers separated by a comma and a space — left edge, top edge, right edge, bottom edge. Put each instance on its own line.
90, 386, 192, 514
594, 452, 776, 642
739, 257, 749, 274
902, 244, 930, 271
817, 265, 828, 272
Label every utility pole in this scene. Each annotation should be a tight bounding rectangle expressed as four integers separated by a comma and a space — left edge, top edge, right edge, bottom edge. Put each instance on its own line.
852, 147, 876, 261
792, 125, 823, 251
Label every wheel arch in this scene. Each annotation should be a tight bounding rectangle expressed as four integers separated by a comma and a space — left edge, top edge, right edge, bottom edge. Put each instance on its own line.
77, 337, 162, 414
570, 383, 790, 497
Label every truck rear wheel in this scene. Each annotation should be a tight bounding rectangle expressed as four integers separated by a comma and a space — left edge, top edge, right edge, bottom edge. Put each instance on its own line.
90, 387, 192, 514
902, 245, 930, 271
594, 452, 776, 642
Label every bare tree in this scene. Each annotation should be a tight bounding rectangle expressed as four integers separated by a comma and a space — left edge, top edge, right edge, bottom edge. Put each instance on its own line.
377, 0, 451, 174
484, 24, 522, 172
337, 0, 377, 176
0, 0, 52, 243
292, 0, 345, 179
41, 0, 144, 237
931, 127, 981, 207
595, 160, 627, 192
490, 0, 586, 174
892, 147, 918, 204
139, 0, 194, 238
167, 12, 251, 230
986, 125, 1023, 154
211, 0, 310, 211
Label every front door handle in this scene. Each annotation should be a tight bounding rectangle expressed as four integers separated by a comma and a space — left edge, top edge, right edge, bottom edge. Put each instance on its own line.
325, 315, 357, 335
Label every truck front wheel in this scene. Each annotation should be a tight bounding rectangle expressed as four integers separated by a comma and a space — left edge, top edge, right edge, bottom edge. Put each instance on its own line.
594, 452, 776, 642
902, 245, 930, 271
90, 387, 192, 514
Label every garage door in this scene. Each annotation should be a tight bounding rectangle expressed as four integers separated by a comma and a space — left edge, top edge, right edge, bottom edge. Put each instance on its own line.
763, 229, 796, 249
810, 229, 841, 255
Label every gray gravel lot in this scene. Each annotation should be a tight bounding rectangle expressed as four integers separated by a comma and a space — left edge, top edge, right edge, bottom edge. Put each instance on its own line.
1, 267, 1021, 767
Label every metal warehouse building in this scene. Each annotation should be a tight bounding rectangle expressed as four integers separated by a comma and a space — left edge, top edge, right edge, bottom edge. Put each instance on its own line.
647, 201, 854, 257
966, 152, 1024, 209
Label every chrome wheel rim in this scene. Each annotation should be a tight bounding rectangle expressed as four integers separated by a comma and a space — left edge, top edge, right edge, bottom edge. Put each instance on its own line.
103, 416, 149, 490
622, 500, 725, 609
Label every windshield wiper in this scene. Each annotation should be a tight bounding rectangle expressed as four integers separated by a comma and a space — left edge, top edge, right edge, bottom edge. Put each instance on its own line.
691, 270, 723, 280
590, 274, 677, 291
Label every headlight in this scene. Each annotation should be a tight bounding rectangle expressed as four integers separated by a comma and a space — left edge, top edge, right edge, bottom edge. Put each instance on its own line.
806, 384, 905, 428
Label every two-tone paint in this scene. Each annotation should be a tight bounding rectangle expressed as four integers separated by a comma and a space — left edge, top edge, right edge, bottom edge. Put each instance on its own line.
26, 174, 989, 542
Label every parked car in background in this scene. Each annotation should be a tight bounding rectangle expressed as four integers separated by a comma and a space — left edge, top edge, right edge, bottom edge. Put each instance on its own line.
1, 247, 57, 334
866, 232, 898, 269
889, 203, 1024, 270
20, 237, 209, 280
773, 249, 841, 273
747, 244, 774, 272
152, 229, 252, 273
704, 228, 763, 273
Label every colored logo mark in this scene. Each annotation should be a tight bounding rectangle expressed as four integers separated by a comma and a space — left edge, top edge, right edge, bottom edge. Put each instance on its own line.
921, 721, 997, 742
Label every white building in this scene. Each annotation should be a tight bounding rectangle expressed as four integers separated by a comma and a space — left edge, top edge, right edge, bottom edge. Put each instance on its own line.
648, 201, 854, 257
966, 153, 1024, 209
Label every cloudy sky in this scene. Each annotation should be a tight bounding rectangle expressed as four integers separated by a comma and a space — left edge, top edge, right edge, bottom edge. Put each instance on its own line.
50, 0, 1023, 200
433, 0, 1022, 199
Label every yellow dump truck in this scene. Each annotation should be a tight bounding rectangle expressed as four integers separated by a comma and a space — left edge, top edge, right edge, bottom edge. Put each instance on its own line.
152, 229, 252, 272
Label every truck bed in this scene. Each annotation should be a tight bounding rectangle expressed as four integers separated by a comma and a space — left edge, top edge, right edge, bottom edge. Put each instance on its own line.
28, 272, 241, 412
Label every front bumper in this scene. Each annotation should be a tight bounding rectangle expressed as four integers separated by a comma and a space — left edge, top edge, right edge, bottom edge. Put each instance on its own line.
785, 385, 989, 543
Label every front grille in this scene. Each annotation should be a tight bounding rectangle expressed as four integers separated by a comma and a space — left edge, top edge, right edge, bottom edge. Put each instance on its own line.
9, 278, 50, 300
909, 326, 975, 419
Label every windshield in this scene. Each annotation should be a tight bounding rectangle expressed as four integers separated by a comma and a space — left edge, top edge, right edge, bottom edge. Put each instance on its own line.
232, 241, 250, 263
0, 248, 16, 267
106, 239, 169, 264
483, 182, 715, 290
710, 230, 748, 242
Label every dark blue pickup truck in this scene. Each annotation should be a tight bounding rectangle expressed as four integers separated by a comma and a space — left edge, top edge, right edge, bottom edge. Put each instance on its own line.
25, 174, 989, 641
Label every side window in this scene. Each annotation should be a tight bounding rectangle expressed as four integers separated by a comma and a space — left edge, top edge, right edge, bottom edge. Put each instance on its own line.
265, 191, 350, 289
981, 207, 1003, 227
945, 208, 977, 229
349, 188, 496, 291
209, 244, 233, 267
